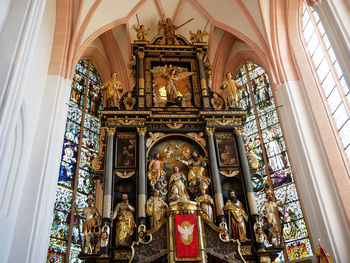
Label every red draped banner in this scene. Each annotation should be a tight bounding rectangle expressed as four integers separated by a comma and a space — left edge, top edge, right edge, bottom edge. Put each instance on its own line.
175, 214, 199, 258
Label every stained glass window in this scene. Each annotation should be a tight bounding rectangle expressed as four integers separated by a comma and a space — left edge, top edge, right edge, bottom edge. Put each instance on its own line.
302, 2, 350, 160
47, 60, 103, 263
236, 62, 313, 262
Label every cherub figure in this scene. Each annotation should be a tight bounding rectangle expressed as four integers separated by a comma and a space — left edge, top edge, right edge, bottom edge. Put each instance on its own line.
133, 24, 150, 41
189, 30, 208, 42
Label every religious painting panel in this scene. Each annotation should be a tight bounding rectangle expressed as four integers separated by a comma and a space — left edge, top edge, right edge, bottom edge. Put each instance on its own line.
215, 132, 238, 167
116, 133, 136, 168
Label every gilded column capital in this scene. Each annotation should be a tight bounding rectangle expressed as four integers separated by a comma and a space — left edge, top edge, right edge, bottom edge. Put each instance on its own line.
138, 50, 145, 59
104, 127, 116, 136
197, 52, 204, 60
137, 127, 147, 136
205, 127, 215, 136
233, 126, 243, 135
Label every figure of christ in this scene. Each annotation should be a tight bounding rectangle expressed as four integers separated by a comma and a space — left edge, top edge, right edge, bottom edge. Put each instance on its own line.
147, 152, 166, 189
168, 166, 190, 202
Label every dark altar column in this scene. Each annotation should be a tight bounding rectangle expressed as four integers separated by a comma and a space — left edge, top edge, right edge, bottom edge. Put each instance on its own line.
234, 127, 258, 216
101, 127, 115, 256
206, 127, 225, 222
137, 127, 147, 228
137, 50, 145, 108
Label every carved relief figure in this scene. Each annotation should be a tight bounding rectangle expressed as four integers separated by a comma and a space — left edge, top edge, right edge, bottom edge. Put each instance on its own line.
146, 189, 168, 228
196, 183, 214, 222
75, 195, 101, 254
111, 194, 135, 247
100, 72, 123, 108
168, 166, 190, 202
224, 190, 249, 241
220, 72, 242, 108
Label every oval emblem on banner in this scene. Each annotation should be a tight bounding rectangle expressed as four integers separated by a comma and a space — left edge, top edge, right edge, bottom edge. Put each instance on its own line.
177, 221, 194, 245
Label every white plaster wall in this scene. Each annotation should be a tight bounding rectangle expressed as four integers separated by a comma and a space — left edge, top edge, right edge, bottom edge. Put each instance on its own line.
0, 0, 11, 33
275, 81, 350, 262
0, 0, 73, 262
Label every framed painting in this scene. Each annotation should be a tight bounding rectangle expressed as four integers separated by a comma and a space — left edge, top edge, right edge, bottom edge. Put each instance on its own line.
116, 133, 136, 168
215, 132, 238, 167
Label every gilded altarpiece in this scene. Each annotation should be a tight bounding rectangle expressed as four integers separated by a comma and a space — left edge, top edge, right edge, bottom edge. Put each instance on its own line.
79, 25, 284, 263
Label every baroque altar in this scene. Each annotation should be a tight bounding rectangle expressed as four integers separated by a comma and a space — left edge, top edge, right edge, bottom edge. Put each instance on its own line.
80, 19, 283, 263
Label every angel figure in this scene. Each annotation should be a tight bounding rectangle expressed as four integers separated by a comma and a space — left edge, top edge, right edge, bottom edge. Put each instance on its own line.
146, 132, 165, 148
151, 65, 193, 107
133, 24, 150, 41
189, 29, 208, 43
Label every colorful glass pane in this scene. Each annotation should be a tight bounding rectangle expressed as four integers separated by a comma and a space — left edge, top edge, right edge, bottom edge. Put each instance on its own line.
237, 62, 312, 261
47, 60, 103, 262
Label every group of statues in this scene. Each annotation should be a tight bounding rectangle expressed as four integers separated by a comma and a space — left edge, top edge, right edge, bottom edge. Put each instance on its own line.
76, 189, 282, 255
132, 17, 208, 45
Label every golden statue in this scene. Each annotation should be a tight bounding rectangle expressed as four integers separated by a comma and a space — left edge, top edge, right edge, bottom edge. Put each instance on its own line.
180, 151, 210, 187
158, 17, 179, 44
259, 190, 281, 246
224, 190, 249, 241
111, 194, 135, 247
189, 29, 208, 42
75, 195, 101, 254
196, 183, 214, 222
146, 189, 168, 228
151, 65, 193, 107
100, 72, 123, 108
220, 72, 243, 108
147, 152, 166, 189
168, 166, 190, 202
133, 24, 150, 41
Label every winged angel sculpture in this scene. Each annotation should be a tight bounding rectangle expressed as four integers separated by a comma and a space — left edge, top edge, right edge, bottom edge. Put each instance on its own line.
151, 65, 194, 107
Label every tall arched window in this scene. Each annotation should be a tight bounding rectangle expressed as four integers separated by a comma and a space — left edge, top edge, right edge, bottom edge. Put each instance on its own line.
302, 2, 350, 160
235, 62, 313, 262
46, 60, 103, 263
